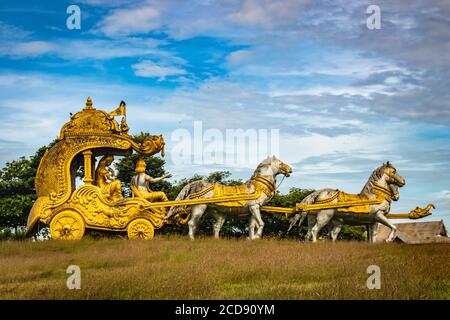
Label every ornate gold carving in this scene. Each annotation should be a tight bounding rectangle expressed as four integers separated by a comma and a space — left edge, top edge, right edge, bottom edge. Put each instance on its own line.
82, 150, 93, 185
386, 204, 435, 219
26, 98, 165, 237
94, 155, 124, 202
84, 97, 94, 109
211, 184, 249, 207
58, 102, 121, 140
409, 203, 434, 219
252, 175, 276, 199
49, 210, 85, 240
127, 218, 155, 240
109, 100, 126, 117
69, 185, 166, 230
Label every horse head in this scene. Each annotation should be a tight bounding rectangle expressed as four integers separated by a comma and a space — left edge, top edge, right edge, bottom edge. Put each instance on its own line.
384, 161, 405, 187
273, 156, 292, 177
256, 155, 292, 178
368, 161, 405, 201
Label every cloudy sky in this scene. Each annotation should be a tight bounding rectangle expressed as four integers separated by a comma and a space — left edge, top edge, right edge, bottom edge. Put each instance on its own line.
0, 0, 449, 226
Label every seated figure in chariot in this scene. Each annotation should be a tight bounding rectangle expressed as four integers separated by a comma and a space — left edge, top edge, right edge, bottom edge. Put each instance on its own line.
130, 158, 171, 202
94, 155, 124, 202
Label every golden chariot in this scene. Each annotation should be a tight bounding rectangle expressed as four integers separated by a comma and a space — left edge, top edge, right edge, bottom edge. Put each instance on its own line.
26, 98, 167, 240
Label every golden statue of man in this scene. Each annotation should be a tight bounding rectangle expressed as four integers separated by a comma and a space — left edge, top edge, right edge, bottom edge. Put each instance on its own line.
130, 159, 171, 202
94, 155, 123, 202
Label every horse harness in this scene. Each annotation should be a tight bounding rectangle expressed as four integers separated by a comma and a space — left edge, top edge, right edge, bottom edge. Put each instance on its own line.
311, 183, 395, 214
186, 175, 276, 206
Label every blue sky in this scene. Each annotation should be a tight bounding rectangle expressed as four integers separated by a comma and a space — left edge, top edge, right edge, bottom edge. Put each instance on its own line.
0, 0, 449, 227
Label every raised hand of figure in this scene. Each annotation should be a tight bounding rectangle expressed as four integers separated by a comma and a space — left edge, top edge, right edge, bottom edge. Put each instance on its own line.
163, 173, 173, 179
108, 167, 116, 178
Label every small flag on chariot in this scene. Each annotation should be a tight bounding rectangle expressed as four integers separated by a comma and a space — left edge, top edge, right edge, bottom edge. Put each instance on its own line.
109, 101, 126, 117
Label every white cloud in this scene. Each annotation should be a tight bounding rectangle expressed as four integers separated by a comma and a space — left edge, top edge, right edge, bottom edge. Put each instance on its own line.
227, 0, 310, 28
3, 41, 55, 57
0, 21, 31, 40
0, 38, 169, 60
132, 60, 187, 79
278, 131, 392, 167
0, 72, 190, 166
432, 190, 450, 201
92, 0, 312, 39
97, 5, 162, 37
226, 49, 253, 65
76, 0, 141, 7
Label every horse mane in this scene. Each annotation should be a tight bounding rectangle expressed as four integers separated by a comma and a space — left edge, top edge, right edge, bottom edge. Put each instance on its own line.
360, 164, 386, 195
250, 157, 273, 180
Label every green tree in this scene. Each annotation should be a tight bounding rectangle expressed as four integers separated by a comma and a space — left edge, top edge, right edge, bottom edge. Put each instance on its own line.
263, 187, 315, 238
339, 225, 366, 241
0, 145, 50, 231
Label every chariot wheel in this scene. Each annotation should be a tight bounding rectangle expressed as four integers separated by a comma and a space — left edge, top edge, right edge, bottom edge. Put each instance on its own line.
127, 218, 154, 240
50, 210, 85, 240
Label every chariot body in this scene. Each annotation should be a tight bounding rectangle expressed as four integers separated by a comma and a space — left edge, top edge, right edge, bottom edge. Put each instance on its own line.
26, 98, 166, 240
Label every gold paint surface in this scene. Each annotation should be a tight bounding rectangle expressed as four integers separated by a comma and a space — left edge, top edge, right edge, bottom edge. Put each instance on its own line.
27, 98, 165, 238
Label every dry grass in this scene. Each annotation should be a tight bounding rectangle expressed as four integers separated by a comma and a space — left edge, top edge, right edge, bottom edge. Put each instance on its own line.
0, 237, 449, 300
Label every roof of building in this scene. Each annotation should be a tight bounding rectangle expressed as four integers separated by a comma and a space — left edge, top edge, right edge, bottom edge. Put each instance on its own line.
376, 220, 450, 244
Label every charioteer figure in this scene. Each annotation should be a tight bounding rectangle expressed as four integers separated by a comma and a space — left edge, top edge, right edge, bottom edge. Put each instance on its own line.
130, 159, 171, 202
94, 155, 124, 202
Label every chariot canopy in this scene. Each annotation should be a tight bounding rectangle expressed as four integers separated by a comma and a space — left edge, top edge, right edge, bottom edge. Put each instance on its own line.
26, 98, 165, 236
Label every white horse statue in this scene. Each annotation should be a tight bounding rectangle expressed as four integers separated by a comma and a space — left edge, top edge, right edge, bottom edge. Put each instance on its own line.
166, 156, 292, 239
288, 162, 405, 243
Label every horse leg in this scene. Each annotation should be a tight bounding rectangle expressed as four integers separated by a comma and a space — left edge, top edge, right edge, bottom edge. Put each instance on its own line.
367, 223, 379, 243
367, 224, 373, 243
287, 212, 307, 235
249, 205, 265, 239
327, 223, 333, 239
330, 219, 342, 243
212, 211, 226, 239
248, 216, 257, 240
375, 211, 397, 242
305, 215, 316, 241
297, 212, 308, 235
371, 223, 379, 243
311, 210, 334, 243
287, 213, 301, 234
188, 205, 207, 240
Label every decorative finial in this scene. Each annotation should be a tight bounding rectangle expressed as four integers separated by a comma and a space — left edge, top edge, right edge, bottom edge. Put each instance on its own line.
85, 97, 94, 109
109, 100, 126, 117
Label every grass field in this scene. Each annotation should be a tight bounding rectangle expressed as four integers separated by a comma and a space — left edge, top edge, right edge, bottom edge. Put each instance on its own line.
0, 237, 449, 299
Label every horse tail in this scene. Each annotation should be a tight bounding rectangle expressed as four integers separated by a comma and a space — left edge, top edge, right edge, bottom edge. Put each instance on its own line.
302, 190, 325, 205
292, 189, 337, 228
287, 191, 319, 233
166, 180, 212, 218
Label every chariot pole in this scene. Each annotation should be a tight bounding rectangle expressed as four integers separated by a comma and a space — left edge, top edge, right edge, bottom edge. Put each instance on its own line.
259, 203, 434, 220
